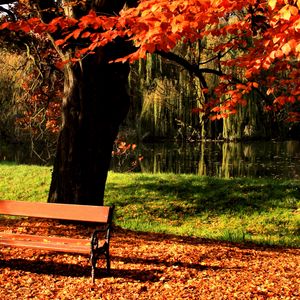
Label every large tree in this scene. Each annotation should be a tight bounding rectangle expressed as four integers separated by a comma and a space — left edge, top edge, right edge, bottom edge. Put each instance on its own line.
1, 0, 138, 205
1, 0, 299, 205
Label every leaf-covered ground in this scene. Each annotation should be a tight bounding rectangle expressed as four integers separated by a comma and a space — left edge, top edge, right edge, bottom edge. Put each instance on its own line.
0, 219, 299, 299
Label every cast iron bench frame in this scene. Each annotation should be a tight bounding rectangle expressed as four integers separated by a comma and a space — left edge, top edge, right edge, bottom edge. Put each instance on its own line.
0, 200, 114, 283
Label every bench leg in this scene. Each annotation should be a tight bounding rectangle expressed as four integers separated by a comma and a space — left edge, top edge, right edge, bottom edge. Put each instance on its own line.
106, 251, 111, 275
91, 267, 95, 284
91, 254, 97, 284
90, 243, 111, 283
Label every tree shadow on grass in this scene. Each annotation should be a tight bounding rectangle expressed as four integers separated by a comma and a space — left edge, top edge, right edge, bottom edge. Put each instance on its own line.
106, 175, 300, 217
111, 227, 300, 256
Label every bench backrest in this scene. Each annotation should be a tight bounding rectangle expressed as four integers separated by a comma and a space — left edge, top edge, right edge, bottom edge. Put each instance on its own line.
0, 200, 113, 223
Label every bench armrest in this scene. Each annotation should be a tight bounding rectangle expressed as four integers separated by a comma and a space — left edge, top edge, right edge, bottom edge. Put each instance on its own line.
90, 204, 114, 251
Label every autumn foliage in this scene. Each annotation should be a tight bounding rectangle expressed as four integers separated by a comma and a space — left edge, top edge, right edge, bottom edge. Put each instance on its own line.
1, 0, 299, 122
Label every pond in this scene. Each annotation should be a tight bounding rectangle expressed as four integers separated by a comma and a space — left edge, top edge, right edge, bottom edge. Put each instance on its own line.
1, 140, 300, 179
111, 140, 300, 179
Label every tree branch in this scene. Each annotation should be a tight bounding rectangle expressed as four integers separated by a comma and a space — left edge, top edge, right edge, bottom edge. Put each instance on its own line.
156, 50, 272, 107
199, 46, 234, 65
156, 50, 224, 89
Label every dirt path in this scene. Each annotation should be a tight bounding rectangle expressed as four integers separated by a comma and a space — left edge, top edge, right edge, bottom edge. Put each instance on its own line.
0, 219, 299, 299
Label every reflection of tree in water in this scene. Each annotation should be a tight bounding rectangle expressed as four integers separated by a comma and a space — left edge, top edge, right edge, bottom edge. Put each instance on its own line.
138, 141, 300, 179
1, 140, 300, 179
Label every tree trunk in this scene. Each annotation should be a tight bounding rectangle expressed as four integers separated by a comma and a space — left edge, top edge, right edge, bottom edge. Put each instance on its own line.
48, 45, 130, 205
46, 0, 138, 206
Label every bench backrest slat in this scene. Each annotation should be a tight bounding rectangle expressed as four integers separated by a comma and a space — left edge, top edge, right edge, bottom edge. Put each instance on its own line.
0, 200, 111, 223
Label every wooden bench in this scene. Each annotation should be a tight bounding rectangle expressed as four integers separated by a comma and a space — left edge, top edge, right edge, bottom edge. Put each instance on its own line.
0, 200, 114, 283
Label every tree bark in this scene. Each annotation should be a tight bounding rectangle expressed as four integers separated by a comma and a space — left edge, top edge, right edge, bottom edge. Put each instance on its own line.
48, 44, 130, 205
45, 0, 138, 205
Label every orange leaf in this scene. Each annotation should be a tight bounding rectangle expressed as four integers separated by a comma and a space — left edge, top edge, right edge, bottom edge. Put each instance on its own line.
81, 31, 91, 38
236, 84, 247, 90
55, 39, 65, 46
73, 28, 82, 39
0, 22, 10, 30
211, 107, 221, 112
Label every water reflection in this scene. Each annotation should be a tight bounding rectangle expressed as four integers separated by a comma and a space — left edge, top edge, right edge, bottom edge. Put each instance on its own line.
133, 141, 300, 179
1, 140, 300, 179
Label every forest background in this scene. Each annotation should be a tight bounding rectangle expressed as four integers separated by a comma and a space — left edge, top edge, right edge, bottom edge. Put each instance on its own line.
1, 2, 300, 166
1, 40, 300, 156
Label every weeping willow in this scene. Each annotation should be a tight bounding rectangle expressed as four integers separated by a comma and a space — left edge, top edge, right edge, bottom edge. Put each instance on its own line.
127, 37, 293, 142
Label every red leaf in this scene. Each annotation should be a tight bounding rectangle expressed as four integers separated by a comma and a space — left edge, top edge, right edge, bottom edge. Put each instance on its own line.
55, 39, 65, 46
81, 31, 91, 38
73, 28, 82, 39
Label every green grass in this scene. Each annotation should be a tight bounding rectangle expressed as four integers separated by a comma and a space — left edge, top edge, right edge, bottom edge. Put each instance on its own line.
0, 162, 50, 201
0, 162, 299, 247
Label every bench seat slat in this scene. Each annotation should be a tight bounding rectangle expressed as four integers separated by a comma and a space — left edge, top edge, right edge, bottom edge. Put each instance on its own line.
0, 200, 110, 223
1, 239, 90, 254
0, 233, 101, 254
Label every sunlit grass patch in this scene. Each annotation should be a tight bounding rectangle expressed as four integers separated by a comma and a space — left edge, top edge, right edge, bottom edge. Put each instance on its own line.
106, 172, 300, 247
0, 164, 299, 247
0, 163, 51, 201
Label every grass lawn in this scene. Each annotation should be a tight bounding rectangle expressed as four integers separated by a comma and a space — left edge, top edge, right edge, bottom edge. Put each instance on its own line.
0, 162, 299, 247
